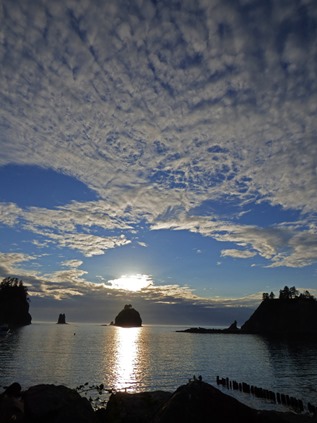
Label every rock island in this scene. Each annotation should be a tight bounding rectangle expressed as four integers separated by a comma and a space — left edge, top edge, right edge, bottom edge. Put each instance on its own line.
111, 304, 142, 327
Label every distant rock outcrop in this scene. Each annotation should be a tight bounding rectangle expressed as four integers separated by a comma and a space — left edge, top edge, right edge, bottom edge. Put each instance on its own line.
57, 313, 66, 324
241, 297, 317, 336
176, 321, 241, 334
0, 277, 32, 326
114, 304, 142, 327
226, 320, 240, 333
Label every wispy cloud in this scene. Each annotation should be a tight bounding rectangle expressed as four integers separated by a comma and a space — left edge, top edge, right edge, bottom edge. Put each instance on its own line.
221, 249, 256, 259
0, 252, 38, 276
0, 203, 22, 226
61, 259, 83, 268
152, 213, 317, 268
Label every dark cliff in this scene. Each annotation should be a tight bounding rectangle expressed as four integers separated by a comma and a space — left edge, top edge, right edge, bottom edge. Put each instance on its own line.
0, 277, 32, 326
241, 298, 317, 336
114, 304, 142, 327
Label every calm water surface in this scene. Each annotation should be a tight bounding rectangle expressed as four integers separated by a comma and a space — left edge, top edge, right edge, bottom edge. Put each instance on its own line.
1, 323, 317, 411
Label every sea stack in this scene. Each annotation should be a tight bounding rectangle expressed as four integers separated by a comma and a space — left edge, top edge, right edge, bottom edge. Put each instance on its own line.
57, 313, 66, 324
0, 277, 32, 326
241, 295, 317, 336
113, 304, 142, 327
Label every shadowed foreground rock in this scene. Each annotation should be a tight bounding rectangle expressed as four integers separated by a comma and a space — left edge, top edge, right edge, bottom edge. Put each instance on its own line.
153, 381, 317, 423
1, 381, 316, 423
23, 384, 97, 423
102, 390, 171, 423
105, 381, 316, 423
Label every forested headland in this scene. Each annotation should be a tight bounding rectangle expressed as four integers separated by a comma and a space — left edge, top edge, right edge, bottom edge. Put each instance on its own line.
0, 277, 32, 326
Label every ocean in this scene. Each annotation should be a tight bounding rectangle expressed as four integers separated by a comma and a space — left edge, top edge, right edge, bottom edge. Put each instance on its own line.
1, 322, 317, 412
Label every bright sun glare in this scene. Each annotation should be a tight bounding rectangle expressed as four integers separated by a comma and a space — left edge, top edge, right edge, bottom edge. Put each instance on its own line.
108, 274, 153, 292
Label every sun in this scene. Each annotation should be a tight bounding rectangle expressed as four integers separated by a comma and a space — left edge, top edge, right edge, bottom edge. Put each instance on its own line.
108, 274, 153, 292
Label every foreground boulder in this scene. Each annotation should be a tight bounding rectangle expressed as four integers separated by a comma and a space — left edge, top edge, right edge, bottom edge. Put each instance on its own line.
23, 384, 97, 423
105, 381, 315, 423
0, 383, 24, 422
151, 381, 258, 423
103, 390, 171, 423
1, 381, 315, 423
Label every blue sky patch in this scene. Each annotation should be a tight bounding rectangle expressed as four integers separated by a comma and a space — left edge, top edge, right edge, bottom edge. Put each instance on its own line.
0, 165, 98, 208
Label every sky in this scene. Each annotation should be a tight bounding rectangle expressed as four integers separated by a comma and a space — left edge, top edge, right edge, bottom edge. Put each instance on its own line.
1, 0, 317, 325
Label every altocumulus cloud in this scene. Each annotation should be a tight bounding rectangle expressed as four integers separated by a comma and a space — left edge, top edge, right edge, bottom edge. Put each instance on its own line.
221, 249, 257, 259
0, 0, 317, 316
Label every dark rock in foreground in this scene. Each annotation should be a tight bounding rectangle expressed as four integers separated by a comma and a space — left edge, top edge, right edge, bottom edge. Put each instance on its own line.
103, 390, 172, 423
24, 384, 97, 422
113, 304, 142, 327
1, 381, 315, 423
150, 381, 315, 423
0, 383, 97, 423
101, 381, 316, 423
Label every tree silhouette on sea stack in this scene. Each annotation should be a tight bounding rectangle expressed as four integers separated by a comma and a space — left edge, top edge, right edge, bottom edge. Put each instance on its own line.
0, 277, 32, 326
113, 304, 142, 327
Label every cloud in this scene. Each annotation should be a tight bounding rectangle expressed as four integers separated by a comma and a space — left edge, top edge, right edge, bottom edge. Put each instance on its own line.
0, 252, 38, 276
62, 259, 83, 268
0, 201, 132, 257
152, 213, 317, 267
1, 0, 316, 212
221, 249, 256, 259
0, 202, 22, 226
42, 232, 131, 257
267, 231, 317, 268
105, 274, 153, 292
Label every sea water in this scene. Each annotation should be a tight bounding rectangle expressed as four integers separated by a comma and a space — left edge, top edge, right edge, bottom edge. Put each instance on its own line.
1, 322, 317, 411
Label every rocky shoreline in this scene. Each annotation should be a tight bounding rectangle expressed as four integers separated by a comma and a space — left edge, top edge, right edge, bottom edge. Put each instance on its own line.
176, 325, 240, 334
1, 380, 316, 423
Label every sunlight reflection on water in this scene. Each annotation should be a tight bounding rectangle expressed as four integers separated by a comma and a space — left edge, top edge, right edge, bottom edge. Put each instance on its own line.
109, 327, 142, 392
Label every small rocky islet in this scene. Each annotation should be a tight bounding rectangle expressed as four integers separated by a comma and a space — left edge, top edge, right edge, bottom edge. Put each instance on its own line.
110, 304, 142, 328
57, 313, 67, 324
